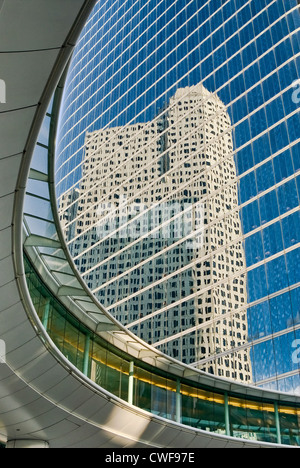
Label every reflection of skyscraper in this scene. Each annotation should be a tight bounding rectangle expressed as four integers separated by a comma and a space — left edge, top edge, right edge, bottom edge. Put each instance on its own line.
59, 84, 252, 383
56, 0, 300, 394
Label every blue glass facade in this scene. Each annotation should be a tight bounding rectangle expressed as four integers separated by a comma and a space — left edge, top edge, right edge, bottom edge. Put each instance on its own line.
55, 0, 300, 393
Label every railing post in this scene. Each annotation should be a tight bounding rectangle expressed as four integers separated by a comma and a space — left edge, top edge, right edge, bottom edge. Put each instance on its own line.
274, 402, 282, 445
128, 361, 134, 405
176, 379, 181, 424
224, 392, 231, 436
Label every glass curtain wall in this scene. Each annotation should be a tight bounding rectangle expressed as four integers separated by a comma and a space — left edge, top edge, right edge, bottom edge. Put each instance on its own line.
55, 0, 300, 393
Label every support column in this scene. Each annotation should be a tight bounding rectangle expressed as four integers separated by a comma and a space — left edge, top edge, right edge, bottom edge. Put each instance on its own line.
6, 440, 49, 449
176, 379, 181, 424
128, 361, 134, 405
274, 402, 282, 445
224, 392, 231, 436
83, 334, 91, 377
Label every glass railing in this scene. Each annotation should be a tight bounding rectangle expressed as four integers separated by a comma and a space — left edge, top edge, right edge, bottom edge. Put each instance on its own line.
21, 84, 300, 448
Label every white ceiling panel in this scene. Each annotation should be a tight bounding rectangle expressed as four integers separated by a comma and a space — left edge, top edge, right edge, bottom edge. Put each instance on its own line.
27, 409, 75, 435
0, 367, 28, 399
0, 386, 41, 413
0, 302, 31, 335
33, 364, 82, 397
150, 424, 183, 447
0, 153, 22, 198
31, 418, 81, 441
0, 51, 58, 113
0, 0, 88, 52
57, 426, 106, 448
5, 335, 45, 369
70, 394, 111, 420
0, 256, 15, 287
134, 419, 166, 445
18, 357, 60, 390
0, 227, 12, 261
1, 397, 56, 429
50, 424, 117, 449
0, 193, 14, 230
0, 107, 37, 159
43, 377, 86, 407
